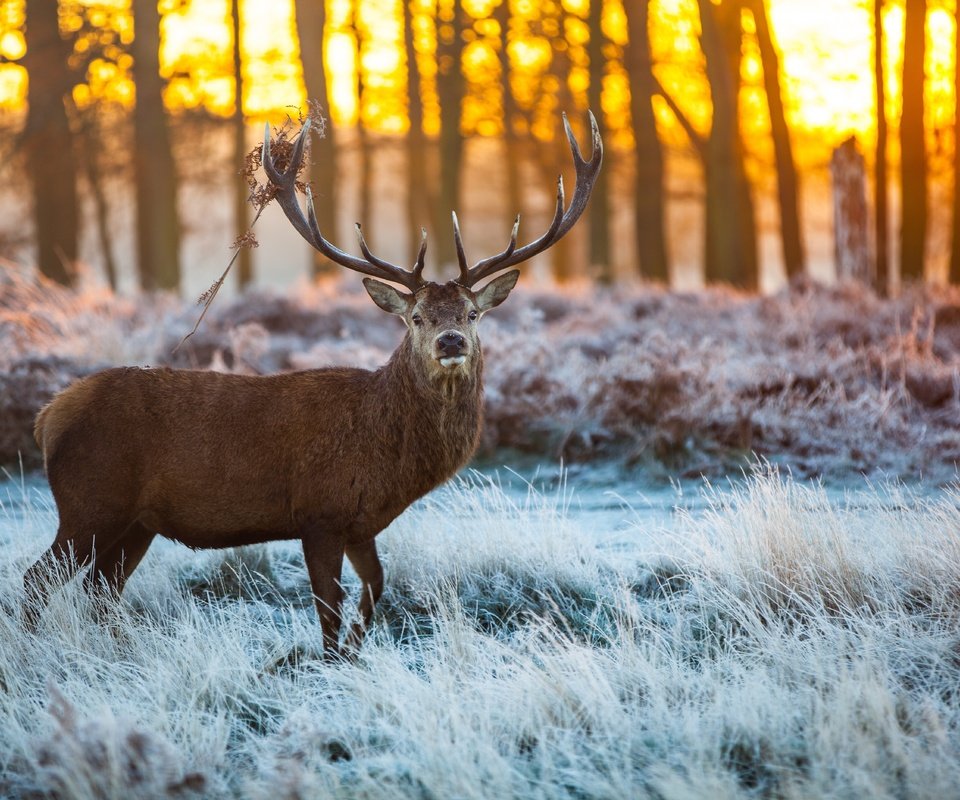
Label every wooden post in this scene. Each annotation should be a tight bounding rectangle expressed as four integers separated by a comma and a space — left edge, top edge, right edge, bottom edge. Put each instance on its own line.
830, 137, 870, 284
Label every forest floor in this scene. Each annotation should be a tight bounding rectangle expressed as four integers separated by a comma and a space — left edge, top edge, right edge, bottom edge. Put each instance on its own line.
1, 269, 959, 797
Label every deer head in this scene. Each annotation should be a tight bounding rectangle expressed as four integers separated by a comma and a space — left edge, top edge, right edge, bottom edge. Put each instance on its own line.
262, 113, 603, 382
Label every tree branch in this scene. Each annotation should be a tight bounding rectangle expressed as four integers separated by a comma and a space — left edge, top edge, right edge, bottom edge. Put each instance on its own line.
652, 77, 707, 161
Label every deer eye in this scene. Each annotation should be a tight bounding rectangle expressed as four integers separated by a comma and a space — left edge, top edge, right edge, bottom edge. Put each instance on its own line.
468, 310, 478, 321
412, 314, 423, 327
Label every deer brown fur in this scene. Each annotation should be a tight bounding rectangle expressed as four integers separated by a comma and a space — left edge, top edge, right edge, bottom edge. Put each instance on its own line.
24, 113, 601, 656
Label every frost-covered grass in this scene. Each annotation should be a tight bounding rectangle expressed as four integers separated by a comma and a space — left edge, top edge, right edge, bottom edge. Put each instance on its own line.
1, 468, 959, 798
3, 265, 960, 480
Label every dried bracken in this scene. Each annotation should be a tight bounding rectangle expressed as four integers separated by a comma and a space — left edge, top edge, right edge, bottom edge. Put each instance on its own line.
176, 104, 323, 352
31, 684, 206, 799
230, 231, 260, 252
3, 274, 960, 480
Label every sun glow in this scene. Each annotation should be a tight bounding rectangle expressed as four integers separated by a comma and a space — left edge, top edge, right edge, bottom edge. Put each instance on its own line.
0, 0, 957, 165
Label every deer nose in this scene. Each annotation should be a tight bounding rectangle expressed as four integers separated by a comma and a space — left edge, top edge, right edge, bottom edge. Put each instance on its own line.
436, 331, 466, 356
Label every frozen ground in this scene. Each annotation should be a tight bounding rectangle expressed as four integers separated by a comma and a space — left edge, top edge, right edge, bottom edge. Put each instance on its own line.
1, 467, 959, 798
3, 266, 960, 481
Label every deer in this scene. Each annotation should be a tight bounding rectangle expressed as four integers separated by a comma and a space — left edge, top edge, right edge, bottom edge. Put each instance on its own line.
23, 112, 602, 658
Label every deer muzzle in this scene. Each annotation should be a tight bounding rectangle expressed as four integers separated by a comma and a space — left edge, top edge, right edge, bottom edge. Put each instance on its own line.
436, 330, 468, 368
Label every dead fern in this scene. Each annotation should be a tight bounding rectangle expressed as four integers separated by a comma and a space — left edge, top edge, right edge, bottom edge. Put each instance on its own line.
175, 103, 325, 354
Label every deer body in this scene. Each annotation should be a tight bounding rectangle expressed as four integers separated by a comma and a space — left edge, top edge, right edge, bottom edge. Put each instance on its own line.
24, 113, 601, 656
37, 354, 479, 550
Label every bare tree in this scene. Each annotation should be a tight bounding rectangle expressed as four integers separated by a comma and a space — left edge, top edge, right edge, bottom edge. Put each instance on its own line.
434, 0, 465, 272
624, 0, 669, 282
831, 137, 870, 283
403, 0, 430, 248
75, 107, 118, 290
698, 0, 758, 289
524, 0, 577, 282
748, 0, 804, 279
351, 5, 373, 241
231, 0, 252, 288
294, 0, 338, 277
874, 0, 889, 293
900, 0, 926, 283
131, 0, 181, 292
949, 0, 960, 286
587, 0, 611, 282
494, 0, 522, 219
22, 0, 79, 286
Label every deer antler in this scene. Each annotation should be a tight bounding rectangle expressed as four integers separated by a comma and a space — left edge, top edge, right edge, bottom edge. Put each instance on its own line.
262, 120, 427, 292
453, 111, 603, 288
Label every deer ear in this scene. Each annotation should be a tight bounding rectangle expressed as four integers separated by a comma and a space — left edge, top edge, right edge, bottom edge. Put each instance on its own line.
363, 278, 411, 316
475, 270, 519, 313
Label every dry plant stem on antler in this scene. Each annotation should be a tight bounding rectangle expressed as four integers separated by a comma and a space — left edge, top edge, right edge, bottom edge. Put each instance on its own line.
174, 109, 322, 353
172, 210, 265, 354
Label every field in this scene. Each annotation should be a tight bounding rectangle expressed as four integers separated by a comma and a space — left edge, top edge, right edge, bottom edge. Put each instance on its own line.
2, 469, 960, 798
1, 270, 960, 798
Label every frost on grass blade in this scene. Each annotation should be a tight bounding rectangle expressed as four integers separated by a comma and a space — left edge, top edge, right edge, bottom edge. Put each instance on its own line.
2, 471, 960, 798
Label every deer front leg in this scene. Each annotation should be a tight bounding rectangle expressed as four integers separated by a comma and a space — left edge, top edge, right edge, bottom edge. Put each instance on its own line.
301, 531, 346, 660
343, 539, 384, 654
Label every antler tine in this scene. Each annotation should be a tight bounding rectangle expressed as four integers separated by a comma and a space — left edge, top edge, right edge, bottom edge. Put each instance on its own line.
352, 224, 398, 271
262, 121, 316, 247
455, 110, 603, 288
451, 212, 470, 276
262, 120, 309, 187
413, 227, 428, 281
459, 214, 521, 285
263, 121, 427, 292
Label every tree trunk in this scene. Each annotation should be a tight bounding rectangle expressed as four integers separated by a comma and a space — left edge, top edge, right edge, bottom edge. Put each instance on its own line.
77, 109, 118, 291
587, 0, 611, 282
22, 0, 79, 286
624, 0, 669, 283
547, 1, 575, 282
494, 0, 522, 219
232, 0, 252, 289
831, 137, 870, 283
874, 0, 889, 293
698, 0, 758, 290
434, 0, 465, 273
749, 0, 804, 279
131, 0, 181, 292
403, 0, 429, 255
949, 2, 960, 285
294, 0, 338, 277
900, 0, 926, 283
352, 10, 373, 243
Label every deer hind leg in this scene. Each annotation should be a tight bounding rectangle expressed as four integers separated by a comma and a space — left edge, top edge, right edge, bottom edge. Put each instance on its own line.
343, 539, 384, 654
23, 504, 134, 628
82, 523, 156, 599
22, 522, 98, 628
301, 531, 346, 660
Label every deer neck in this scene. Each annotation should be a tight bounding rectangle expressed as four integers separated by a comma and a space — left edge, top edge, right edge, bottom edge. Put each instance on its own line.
379, 336, 484, 478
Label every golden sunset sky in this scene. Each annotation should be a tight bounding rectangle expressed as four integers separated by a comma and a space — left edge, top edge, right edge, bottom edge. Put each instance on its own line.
0, 0, 955, 164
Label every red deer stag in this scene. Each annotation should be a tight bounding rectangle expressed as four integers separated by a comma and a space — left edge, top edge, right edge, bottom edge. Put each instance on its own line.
24, 113, 602, 657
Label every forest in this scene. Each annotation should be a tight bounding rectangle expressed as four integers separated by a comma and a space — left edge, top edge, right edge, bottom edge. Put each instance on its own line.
2, 0, 960, 294
2, 2, 960, 798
